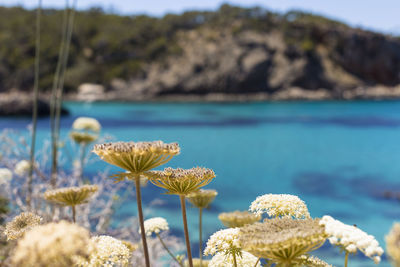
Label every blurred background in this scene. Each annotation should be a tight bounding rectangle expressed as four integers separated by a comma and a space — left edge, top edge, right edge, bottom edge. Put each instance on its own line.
1, 1, 400, 266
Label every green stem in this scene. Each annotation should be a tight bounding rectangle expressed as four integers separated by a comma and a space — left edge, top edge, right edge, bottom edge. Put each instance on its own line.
135, 176, 150, 267
345, 251, 349, 267
78, 143, 87, 183
199, 207, 203, 267
232, 253, 238, 267
156, 233, 183, 267
179, 195, 193, 267
72, 205, 76, 223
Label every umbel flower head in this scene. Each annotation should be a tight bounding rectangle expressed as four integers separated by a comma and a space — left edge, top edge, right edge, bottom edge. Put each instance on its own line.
44, 184, 98, 206
204, 228, 241, 257
238, 218, 327, 265
72, 117, 101, 133
93, 141, 180, 176
14, 160, 31, 176
142, 217, 169, 236
208, 251, 261, 267
0, 168, 12, 185
218, 210, 261, 228
320, 215, 383, 264
146, 167, 215, 195
249, 194, 310, 219
70, 131, 98, 144
386, 222, 400, 266
4, 212, 42, 240
11, 221, 92, 267
187, 189, 218, 209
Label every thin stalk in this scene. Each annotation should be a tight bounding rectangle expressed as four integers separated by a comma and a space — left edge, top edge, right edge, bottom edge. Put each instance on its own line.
135, 175, 150, 267
179, 195, 193, 267
72, 205, 76, 223
232, 253, 238, 267
155, 233, 183, 267
253, 258, 260, 267
28, 0, 42, 207
199, 207, 203, 267
344, 251, 349, 267
78, 143, 87, 184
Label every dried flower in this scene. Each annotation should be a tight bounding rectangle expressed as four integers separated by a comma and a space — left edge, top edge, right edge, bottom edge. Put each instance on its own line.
72, 117, 101, 133
386, 222, 400, 266
204, 228, 241, 257
146, 167, 215, 195
0, 168, 12, 185
239, 218, 326, 265
187, 189, 218, 209
14, 160, 31, 176
79, 235, 131, 267
142, 217, 169, 236
44, 185, 98, 206
70, 131, 98, 144
298, 255, 333, 267
320, 215, 383, 264
11, 221, 92, 267
218, 210, 261, 228
93, 141, 180, 177
4, 212, 42, 240
249, 194, 310, 219
208, 251, 260, 267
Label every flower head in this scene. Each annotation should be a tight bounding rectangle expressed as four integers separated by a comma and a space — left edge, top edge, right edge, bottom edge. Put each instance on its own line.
0, 168, 12, 185
320, 215, 383, 264
249, 194, 310, 219
146, 167, 215, 195
218, 210, 261, 228
72, 117, 101, 133
11, 221, 92, 267
70, 131, 98, 144
208, 251, 261, 267
204, 228, 241, 257
14, 160, 31, 176
44, 185, 98, 206
93, 141, 180, 175
386, 222, 400, 266
187, 189, 218, 209
239, 218, 326, 264
4, 212, 42, 240
142, 217, 169, 236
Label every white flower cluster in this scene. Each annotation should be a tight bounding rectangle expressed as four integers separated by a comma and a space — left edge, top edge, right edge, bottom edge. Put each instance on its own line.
204, 228, 240, 256
85, 235, 131, 267
143, 217, 169, 236
320, 215, 384, 264
72, 117, 101, 133
249, 194, 310, 219
0, 168, 12, 185
209, 251, 261, 267
14, 160, 31, 176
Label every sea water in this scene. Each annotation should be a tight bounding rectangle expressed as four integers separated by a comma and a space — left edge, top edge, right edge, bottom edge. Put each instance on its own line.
2, 100, 400, 266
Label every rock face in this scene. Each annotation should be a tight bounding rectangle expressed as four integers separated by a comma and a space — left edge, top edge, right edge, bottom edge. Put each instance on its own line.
0, 93, 69, 117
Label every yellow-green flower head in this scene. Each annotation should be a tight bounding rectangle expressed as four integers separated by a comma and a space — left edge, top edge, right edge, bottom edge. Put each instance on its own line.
249, 194, 310, 219
142, 217, 169, 236
72, 117, 101, 133
185, 258, 210, 267
297, 255, 333, 267
386, 222, 400, 266
93, 141, 180, 174
70, 131, 98, 144
239, 218, 327, 265
187, 189, 218, 209
204, 228, 241, 257
11, 221, 92, 267
146, 167, 215, 195
4, 212, 42, 240
218, 210, 261, 228
208, 251, 261, 267
44, 185, 98, 206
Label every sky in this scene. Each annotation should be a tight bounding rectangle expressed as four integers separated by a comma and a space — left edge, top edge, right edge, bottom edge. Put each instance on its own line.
1, 0, 400, 35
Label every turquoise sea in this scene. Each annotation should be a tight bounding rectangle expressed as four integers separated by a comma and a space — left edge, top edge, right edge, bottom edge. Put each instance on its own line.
2, 100, 400, 266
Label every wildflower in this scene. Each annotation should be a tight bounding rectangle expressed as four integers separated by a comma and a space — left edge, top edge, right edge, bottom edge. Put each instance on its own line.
44, 184, 98, 206
320, 215, 383, 264
4, 212, 42, 240
239, 218, 327, 265
208, 251, 260, 267
79, 235, 131, 267
386, 222, 400, 266
249, 193, 310, 219
14, 160, 31, 176
72, 117, 101, 133
146, 167, 215, 195
93, 141, 180, 176
204, 228, 241, 257
0, 168, 12, 185
70, 131, 98, 144
11, 221, 92, 267
218, 210, 261, 228
187, 189, 218, 209
142, 217, 169, 236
